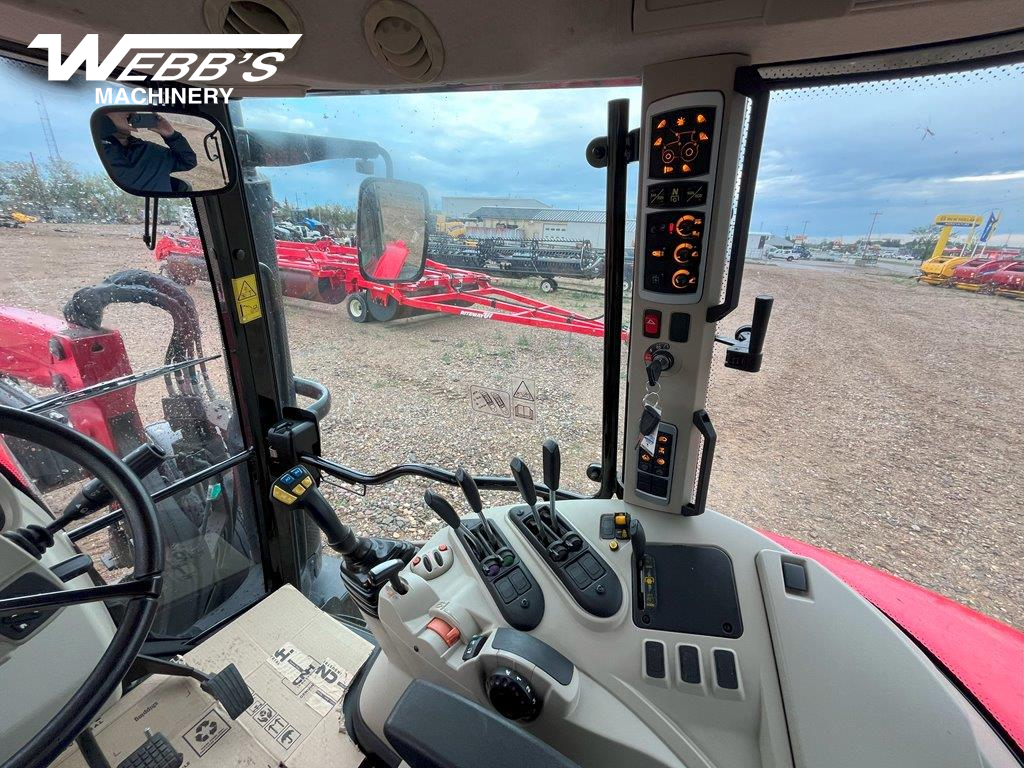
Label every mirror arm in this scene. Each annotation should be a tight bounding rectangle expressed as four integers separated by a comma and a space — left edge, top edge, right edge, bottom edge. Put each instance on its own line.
143, 197, 158, 251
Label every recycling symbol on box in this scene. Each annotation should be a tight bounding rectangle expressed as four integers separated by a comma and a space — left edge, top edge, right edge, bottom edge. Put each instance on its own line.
194, 719, 218, 742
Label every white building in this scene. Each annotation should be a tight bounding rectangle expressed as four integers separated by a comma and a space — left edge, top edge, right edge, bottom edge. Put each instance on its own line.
441, 196, 550, 219
467, 206, 636, 249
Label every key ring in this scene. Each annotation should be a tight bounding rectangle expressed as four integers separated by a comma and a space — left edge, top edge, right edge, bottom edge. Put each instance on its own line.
643, 389, 661, 409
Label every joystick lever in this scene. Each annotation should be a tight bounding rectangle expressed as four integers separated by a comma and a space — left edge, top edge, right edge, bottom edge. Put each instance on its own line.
271, 465, 365, 557
369, 558, 409, 595
510, 457, 547, 545
423, 489, 462, 530
454, 469, 516, 572
542, 439, 582, 554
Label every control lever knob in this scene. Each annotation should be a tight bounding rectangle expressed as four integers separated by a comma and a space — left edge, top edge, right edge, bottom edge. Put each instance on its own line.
509, 457, 538, 507
485, 667, 541, 722
511, 457, 546, 544
423, 489, 461, 529
368, 558, 408, 595
271, 465, 360, 556
455, 467, 483, 514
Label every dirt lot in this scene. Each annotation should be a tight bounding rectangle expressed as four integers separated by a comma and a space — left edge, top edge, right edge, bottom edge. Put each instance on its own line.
1, 224, 1021, 628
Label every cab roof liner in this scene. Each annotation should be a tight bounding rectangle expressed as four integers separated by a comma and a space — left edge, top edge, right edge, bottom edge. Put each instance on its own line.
0, 0, 1021, 92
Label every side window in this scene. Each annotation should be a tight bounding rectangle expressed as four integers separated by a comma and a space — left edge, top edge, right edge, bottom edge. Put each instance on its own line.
713, 63, 1022, 628
0, 59, 263, 638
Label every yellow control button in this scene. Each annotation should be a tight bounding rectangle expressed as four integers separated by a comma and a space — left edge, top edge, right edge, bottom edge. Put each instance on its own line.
608, 540, 619, 551
614, 513, 627, 526
302, 476, 313, 488
272, 486, 297, 504
292, 484, 305, 495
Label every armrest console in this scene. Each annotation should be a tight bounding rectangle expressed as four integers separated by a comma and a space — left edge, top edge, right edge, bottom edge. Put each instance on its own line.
383, 679, 581, 768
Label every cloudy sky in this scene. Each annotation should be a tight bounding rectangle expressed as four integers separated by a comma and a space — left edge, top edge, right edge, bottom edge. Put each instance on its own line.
2, 58, 1021, 242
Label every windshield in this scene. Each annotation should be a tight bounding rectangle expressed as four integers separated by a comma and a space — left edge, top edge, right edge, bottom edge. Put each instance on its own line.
232, 67, 1020, 631
231, 86, 641, 515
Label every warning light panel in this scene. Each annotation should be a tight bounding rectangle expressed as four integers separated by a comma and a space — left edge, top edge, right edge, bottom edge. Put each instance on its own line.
648, 106, 716, 180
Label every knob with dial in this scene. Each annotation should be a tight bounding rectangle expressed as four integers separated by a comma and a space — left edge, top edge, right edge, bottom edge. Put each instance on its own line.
485, 667, 541, 721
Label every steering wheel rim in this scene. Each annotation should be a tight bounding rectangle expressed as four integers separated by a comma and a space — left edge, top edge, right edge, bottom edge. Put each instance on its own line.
0, 405, 164, 768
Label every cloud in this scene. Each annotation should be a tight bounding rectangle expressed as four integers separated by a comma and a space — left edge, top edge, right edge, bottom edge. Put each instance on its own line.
949, 170, 1024, 183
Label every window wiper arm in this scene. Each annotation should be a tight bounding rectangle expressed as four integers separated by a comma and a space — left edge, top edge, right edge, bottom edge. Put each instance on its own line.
26, 354, 221, 414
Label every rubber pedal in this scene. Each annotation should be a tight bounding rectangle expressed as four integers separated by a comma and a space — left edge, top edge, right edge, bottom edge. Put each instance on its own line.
116, 732, 182, 768
200, 663, 253, 720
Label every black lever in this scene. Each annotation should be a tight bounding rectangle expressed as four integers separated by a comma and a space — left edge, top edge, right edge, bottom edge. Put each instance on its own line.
57, 442, 166, 529
456, 468, 516, 570
369, 558, 409, 595
510, 457, 546, 544
630, 518, 648, 603
718, 295, 773, 373
541, 440, 580, 555
423, 489, 461, 530
455, 468, 494, 547
271, 465, 366, 558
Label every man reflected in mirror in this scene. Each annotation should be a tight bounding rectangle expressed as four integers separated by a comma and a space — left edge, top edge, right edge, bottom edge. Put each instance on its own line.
98, 112, 198, 194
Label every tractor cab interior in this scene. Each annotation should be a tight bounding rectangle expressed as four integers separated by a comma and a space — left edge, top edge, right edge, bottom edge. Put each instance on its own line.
0, 3, 1022, 768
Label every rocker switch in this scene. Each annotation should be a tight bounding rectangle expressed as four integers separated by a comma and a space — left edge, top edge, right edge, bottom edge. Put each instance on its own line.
426, 617, 461, 647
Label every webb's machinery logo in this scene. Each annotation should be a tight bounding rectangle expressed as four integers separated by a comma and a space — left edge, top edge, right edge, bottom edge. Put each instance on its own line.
29, 34, 301, 104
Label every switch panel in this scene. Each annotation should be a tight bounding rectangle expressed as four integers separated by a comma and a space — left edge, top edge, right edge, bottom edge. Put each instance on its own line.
636, 422, 677, 503
639, 93, 723, 305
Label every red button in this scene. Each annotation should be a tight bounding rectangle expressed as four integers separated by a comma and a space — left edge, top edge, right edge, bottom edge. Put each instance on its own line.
643, 309, 662, 338
438, 544, 448, 552
412, 556, 421, 566
426, 617, 461, 647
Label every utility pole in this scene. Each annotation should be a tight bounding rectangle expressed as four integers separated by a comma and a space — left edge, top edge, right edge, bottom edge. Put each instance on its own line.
801, 219, 809, 238
35, 94, 61, 163
866, 211, 883, 243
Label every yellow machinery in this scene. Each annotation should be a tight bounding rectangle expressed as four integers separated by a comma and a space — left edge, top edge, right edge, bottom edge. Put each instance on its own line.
917, 212, 984, 284
434, 214, 467, 239
10, 211, 37, 224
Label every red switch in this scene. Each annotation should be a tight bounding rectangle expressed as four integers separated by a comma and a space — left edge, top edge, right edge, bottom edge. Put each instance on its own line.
438, 543, 448, 552
643, 309, 662, 338
426, 617, 461, 647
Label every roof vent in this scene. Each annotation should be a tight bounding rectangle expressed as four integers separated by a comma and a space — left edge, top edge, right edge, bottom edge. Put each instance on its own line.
204, 0, 302, 55
363, 0, 444, 83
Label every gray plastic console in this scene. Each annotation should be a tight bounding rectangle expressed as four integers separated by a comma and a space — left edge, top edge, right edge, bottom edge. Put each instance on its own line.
384, 679, 581, 768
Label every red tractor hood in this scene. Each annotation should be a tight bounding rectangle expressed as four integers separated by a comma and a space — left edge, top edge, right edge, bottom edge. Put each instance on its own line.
763, 532, 1024, 751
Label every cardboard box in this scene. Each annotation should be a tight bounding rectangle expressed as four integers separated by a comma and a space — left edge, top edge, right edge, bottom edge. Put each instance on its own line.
55, 585, 373, 768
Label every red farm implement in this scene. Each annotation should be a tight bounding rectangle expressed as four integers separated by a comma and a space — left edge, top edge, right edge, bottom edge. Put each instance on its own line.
155, 235, 618, 338
949, 257, 1019, 291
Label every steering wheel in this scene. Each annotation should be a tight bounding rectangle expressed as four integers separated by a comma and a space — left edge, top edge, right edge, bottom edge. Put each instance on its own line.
0, 405, 164, 768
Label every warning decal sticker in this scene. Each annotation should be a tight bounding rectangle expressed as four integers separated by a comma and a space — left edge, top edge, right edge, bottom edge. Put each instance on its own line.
231, 273, 263, 324
266, 643, 352, 718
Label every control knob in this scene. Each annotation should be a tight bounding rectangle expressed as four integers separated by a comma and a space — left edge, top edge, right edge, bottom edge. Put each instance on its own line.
485, 667, 541, 722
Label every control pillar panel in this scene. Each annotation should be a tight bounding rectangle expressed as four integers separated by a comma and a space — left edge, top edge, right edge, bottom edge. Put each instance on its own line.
624, 55, 750, 513
639, 96, 722, 303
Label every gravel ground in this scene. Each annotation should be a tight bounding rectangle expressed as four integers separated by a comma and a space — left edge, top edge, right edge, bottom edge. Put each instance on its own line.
1, 224, 1021, 628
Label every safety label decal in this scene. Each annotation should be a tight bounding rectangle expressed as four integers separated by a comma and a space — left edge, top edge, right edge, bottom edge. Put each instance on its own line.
231, 273, 263, 324
469, 385, 512, 419
511, 379, 537, 423
247, 693, 302, 753
267, 643, 352, 717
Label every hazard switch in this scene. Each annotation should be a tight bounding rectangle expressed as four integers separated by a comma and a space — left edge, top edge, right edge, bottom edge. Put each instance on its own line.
426, 617, 461, 647
643, 309, 662, 338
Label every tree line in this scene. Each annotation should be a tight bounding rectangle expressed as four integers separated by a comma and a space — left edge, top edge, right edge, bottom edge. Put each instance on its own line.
0, 159, 190, 223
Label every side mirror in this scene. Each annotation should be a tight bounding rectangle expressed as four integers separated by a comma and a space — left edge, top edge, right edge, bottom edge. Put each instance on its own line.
357, 178, 429, 284
90, 107, 236, 197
